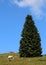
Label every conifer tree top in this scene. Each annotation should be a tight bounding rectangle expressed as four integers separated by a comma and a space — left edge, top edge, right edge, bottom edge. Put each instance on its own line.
26, 15, 32, 20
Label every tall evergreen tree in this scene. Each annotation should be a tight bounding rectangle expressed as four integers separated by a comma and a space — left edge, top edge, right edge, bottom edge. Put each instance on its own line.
19, 15, 42, 57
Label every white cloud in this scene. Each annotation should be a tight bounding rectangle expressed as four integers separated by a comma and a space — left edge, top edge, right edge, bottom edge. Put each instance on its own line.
0, 0, 46, 18
12, 0, 46, 17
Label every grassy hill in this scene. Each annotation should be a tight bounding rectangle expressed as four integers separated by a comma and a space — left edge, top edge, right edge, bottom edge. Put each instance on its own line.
0, 52, 46, 65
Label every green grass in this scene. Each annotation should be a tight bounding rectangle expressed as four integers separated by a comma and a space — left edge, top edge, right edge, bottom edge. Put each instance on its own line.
0, 52, 46, 65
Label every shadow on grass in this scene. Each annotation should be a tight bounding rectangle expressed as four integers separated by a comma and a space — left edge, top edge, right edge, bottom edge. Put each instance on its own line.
39, 56, 46, 61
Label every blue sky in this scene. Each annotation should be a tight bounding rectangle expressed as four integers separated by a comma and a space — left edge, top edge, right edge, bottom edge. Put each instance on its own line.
0, 0, 46, 55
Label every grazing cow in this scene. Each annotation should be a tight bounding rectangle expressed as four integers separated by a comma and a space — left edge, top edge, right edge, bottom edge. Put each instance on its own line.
8, 55, 14, 61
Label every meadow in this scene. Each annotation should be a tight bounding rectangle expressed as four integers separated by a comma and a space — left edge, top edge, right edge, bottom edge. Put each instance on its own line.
0, 52, 46, 65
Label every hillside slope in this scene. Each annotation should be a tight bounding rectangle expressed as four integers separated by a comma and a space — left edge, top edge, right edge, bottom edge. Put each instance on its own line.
0, 52, 46, 65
